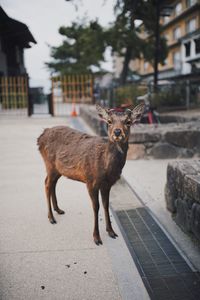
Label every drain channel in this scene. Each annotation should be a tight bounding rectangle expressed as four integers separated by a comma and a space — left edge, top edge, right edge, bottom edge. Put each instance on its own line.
116, 207, 200, 300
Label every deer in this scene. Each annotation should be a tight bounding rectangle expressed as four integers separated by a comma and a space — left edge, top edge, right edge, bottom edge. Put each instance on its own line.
37, 103, 144, 245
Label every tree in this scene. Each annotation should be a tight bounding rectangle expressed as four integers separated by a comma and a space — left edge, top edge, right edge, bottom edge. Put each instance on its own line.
48, 0, 168, 84
46, 20, 106, 75
108, 0, 168, 84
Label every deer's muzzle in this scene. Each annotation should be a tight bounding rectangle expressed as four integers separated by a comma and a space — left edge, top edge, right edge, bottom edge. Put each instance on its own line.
112, 128, 125, 142
114, 129, 122, 137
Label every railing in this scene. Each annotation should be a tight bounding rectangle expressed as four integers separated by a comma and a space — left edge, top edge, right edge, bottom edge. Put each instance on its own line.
0, 76, 28, 115
51, 74, 94, 116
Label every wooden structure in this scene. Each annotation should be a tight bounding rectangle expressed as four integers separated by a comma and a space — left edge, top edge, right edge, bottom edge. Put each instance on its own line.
0, 7, 36, 115
51, 74, 94, 116
0, 7, 36, 77
0, 76, 28, 114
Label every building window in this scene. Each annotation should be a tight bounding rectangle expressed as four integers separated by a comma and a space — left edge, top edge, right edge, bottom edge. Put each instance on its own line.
186, 0, 197, 8
194, 37, 200, 54
184, 42, 191, 57
175, 2, 182, 15
163, 33, 169, 42
186, 18, 196, 33
164, 57, 168, 65
163, 16, 170, 24
173, 51, 181, 69
173, 26, 181, 40
143, 62, 149, 71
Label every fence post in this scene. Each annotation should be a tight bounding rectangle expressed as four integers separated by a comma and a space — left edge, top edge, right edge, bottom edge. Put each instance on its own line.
50, 77, 55, 116
27, 75, 33, 116
186, 80, 190, 110
46, 93, 53, 116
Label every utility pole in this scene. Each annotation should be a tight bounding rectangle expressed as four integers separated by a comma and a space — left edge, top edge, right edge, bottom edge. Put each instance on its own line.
154, 0, 160, 93
153, 1, 173, 92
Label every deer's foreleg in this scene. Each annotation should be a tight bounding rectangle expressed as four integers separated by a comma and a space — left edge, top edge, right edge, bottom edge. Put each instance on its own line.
101, 187, 118, 239
45, 175, 56, 224
87, 184, 102, 245
51, 175, 65, 215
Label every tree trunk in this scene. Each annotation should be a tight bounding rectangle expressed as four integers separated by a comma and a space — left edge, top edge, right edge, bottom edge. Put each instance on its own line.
119, 46, 132, 85
153, 0, 160, 92
119, 0, 136, 86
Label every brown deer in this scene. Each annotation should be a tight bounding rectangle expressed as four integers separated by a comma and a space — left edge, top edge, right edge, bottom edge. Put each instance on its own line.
37, 103, 144, 245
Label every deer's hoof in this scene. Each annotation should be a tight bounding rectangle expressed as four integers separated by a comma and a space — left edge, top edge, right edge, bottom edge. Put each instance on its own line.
94, 237, 103, 246
55, 208, 65, 215
108, 231, 118, 239
49, 217, 57, 224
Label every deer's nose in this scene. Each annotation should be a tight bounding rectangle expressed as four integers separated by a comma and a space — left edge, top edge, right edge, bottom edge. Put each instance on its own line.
114, 129, 122, 137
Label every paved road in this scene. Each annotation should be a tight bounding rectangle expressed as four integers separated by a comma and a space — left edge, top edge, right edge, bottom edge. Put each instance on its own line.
0, 116, 149, 300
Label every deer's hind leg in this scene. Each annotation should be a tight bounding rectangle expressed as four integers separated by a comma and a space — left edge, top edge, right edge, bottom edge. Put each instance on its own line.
45, 174, 56, 224
51, 174, 65, 215
45, 171, 62, 224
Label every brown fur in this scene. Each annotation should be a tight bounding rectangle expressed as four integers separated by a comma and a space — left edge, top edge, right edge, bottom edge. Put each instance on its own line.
37, 104, 144, 245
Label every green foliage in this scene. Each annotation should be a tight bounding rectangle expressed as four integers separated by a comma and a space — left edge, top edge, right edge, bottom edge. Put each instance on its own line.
108, 0, 168, 84
115, 84, 147, 107
106, 17, 142, 59
151, 84, 186, 108
142, 36, 168, 65
47, 0, 168, 82
47, 20, 106, 74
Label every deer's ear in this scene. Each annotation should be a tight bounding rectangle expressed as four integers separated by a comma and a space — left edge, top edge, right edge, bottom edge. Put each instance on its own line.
131, 103, 145, 124
96, 104, 110, 121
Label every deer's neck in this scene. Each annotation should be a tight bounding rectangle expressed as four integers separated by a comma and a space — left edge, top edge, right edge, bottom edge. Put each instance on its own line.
105, 140, 128, 170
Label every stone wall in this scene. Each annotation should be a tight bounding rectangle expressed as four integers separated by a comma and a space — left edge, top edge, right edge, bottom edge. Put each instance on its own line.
80, 105, 200, 159
128, 124, 200, 159
165, 160, 200, 242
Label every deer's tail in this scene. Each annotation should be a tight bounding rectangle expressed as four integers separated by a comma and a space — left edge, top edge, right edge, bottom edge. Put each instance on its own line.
37, 128, 49, 152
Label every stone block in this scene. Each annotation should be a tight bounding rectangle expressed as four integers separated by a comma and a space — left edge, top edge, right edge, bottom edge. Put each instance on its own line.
150, 143, 179, 159
165, 183, 177, 213
184, 175, 200, 204
165, 160, 200, 243
180, 148, 194, 158
191, 203, 200, 241
127, 144, 145, 160
129, 132, 161, 143
165, 131, 200, 149
174, 198, 191, 233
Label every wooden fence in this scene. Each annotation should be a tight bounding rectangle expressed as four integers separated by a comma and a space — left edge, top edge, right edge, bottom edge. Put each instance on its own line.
51, 74, 94, 116
0, 76, 28, 115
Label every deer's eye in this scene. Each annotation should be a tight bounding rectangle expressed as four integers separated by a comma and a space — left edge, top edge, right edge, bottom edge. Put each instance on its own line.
107, 119, 112, 126
126, 120, 132, 126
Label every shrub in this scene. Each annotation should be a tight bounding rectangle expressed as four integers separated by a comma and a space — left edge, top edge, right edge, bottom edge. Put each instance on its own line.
114, 84, 147, 107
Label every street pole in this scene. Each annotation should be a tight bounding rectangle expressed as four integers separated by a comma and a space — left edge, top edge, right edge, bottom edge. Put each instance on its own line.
186, 79, 190, 109
154, 1, 160, 93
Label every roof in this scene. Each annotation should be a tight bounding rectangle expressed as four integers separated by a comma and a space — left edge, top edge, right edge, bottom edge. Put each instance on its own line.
0, 6, 36, 48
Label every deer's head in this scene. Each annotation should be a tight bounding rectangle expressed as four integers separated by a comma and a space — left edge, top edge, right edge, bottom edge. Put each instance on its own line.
96, 103, 145, 144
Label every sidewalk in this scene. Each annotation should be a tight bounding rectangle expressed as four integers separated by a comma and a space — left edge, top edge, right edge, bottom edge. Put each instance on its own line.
123, 159, 200, 271
0, 116, 149, 300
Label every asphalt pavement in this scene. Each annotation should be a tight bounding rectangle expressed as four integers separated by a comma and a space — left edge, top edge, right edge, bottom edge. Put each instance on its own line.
1, 113, 200, 300
0, 115, 149, 300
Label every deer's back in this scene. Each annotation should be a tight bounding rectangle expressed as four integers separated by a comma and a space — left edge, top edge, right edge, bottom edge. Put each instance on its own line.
38, 126, 108, 183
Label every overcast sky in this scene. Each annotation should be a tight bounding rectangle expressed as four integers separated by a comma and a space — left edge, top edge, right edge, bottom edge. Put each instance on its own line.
1, 0, 115, 92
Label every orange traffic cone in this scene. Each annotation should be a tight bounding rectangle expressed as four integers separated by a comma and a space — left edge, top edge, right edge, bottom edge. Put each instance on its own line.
71, 102, 78, 117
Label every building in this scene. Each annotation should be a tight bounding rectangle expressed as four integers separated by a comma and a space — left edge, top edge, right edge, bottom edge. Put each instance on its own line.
0, 6, 36, 76
113, 0, 200, 83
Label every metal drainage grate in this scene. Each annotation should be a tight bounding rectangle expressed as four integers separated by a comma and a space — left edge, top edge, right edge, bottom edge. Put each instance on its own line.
116, 207, 200, 300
